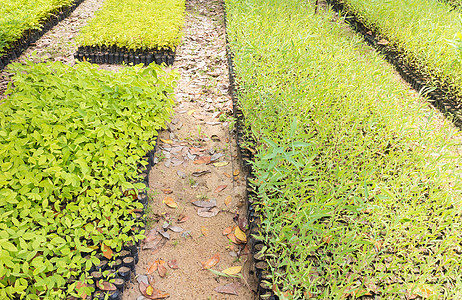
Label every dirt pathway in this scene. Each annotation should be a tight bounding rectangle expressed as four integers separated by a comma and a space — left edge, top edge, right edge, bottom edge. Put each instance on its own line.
121, 0, 257, 299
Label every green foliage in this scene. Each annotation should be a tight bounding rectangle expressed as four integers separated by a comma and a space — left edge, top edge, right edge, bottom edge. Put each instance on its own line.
76, 0, 185, 51
0, 0, 74, 55
226, 0, 462, 298
0, 60, 176, 299
335, 0, 462, 99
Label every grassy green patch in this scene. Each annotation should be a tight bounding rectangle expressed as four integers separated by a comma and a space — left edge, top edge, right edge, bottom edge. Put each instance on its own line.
0, 60, 176, 299
226, 0, 462, 298
0, 0, 75, 55
334, 0, 462, 100
77, 0, 185, 52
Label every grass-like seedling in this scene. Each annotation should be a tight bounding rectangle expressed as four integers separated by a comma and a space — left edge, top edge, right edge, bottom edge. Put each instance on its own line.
226, 0, 462, 298
76, 0, 185, 52
333, 0, 462, 100
0, 60, 176, 299
0, 0, 75, 55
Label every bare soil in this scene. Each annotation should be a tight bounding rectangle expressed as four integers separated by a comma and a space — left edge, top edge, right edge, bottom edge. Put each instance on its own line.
121, 0, 258, 298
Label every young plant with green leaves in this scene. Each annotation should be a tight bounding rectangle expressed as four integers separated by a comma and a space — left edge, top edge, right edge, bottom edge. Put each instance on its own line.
0, 60, 176, 299
226, 0, 462, 298
76, 0, 185, 52
0, 0, 75, 55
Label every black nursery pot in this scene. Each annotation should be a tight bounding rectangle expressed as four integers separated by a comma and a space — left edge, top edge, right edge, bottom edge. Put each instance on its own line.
122, 256, 135, 271
113, 277, 125, 293
117, 266, 131, 281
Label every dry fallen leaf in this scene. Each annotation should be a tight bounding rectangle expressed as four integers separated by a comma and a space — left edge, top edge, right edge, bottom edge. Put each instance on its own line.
224, 195, 232, 206
168, 259, 179, 269
197, 207, 220, 218
102, 244, 113, 260
192, 199, 216, 208
223, 172, 232, 178
194, 156, 211, 164
189, 147, 205, 155
201, 226, 209, 236
187, 109, 196, 115
177, 214, 189, 223
158, 261, 167, 278
146, 261, 158, 274
96, 281, 117, 291
161, 188, 173, 194
222, 266, 242, 275
214, 185, 227, 193
140, 281, 169, 300
192, 170, 211, 177
75, 281, 88, 299
168, 225, 184, 233
234, 227, 247, 243
222, 226, 233, 236
214, 283, 239, 295
227, 233, 239, 244
213, 161, 228, 167
160, 138, 173, 144
163, 197, 178, 208
233, 169, 240, 176
201, 253, 220, 269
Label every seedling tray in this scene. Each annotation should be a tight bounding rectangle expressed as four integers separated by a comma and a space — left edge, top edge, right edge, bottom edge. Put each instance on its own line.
225, 12, 278, 300
74, 46, 175, 66
327, 0, 462, 128
0, 0, 85, 71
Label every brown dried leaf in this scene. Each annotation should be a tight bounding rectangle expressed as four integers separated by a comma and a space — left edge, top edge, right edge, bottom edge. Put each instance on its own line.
75, 281, 88, 299
201, 253, 220, 269
214, 283, 239, 295
140, 281, 169, 300
161, 189, 173, 194
192, 199, 216, 208
168, 259, 179, 269
96, 281, 117, 291
223, 172, 232, 178
158, 261, 167, 278
227, 233, 239, 244
192, 170, 211, 177
189, 147, 205, 155
177, 214, 189, 223
193, 156, 211, 164
214, 185, 227, 193
222, 226, 233, 236
233, 169, 240, 176
197, 207, 220, 218
102, 244, 113, 260
163, 197, 178, 208
146, 261, 158, 274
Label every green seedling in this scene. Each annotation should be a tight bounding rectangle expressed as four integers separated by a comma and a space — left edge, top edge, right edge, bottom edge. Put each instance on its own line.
226, 0, 462, 297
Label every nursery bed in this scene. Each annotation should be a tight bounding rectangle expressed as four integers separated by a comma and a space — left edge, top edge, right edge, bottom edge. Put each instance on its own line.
74, 46, 175, 66
225, 0, 462, 298
0, 0, 85, 71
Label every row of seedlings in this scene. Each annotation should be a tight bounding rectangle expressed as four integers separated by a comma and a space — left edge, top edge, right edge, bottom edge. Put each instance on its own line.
74, 0, 185, 66
328, 0, 462, 126
0, 60, 176, 299
226, 0, 462, 298
223, 11, 269, 298
0, 0, 85, 70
